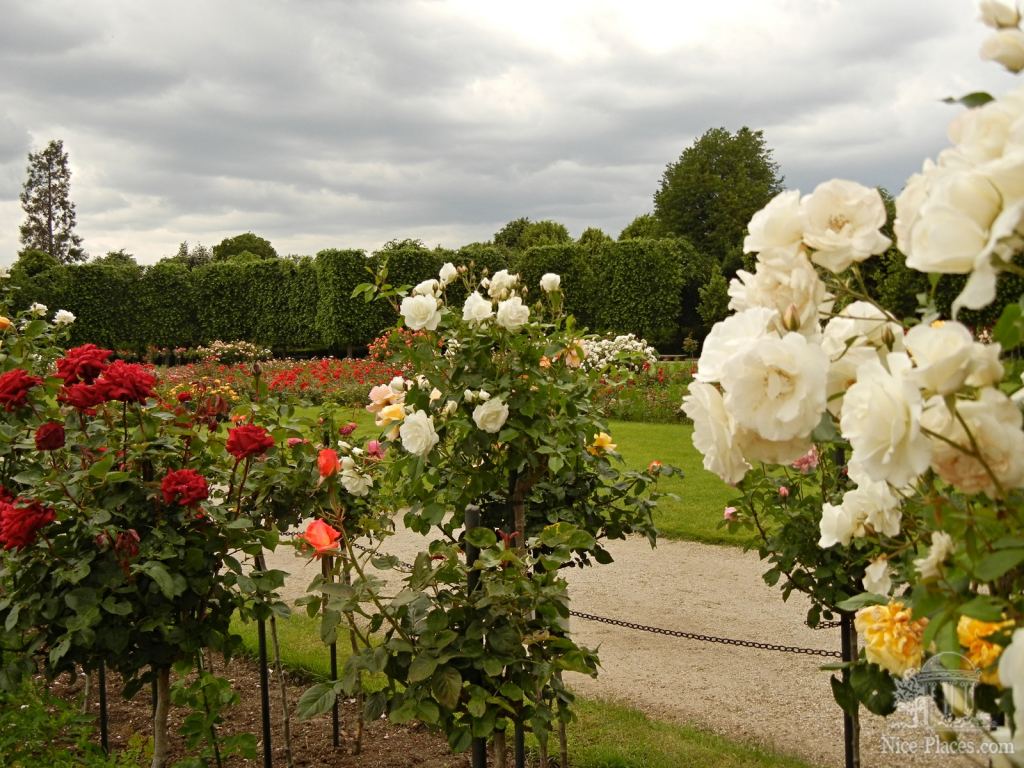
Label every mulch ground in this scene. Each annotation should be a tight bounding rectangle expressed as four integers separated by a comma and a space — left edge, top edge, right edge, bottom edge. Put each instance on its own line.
54, 655, 473, 768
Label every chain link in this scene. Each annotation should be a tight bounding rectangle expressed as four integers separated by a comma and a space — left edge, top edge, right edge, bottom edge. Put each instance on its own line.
289, 535, 842, 658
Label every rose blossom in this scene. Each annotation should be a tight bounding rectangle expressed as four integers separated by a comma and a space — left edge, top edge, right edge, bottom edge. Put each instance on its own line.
905, 320, 978, 395
472, 397, 509, 434
339, 421, 358, 436
496, 296, 530, 330
58, 382, 108, 411
52, 309, 75, 325
982, 28, 1024, 72
862, 558, 892, 597
28, 302, 47, 316
366, 439, 386, 459
980, 0, 1021, 28
696, 307, 777, 383
681, 381, 750, 485
340, 460, 373, 497
399, 410, 439, 458
54, 343, 109, 386
462, 293, 494, 325
0, 498, 56, 549
998, 629, 1024, 757
914, 531, 954, 581
723, 506, 738, 521
791, 446, 819, 473
34, 422, 65, 451
486, 270, 517, 300
799, 179, 891, 272
161, 469, 210, 507
720, 332, 828, 443
743, 189, 804, 255
303, 519, 341, 557
855, 602, 927, 676
400, 294, 442, 331
226, 424, 275, 460
841, 353, 931, 487
97, 361, 156, 403
727, 249, 829, 336
366, 383, 398, 413
0, 369, 43, 411
818, 480, 901, 548
439, 262, 458, 286
318, 448, 340, 478
540, 273, 561, 292
375, 402, 406, 427
286, 437, 308, 448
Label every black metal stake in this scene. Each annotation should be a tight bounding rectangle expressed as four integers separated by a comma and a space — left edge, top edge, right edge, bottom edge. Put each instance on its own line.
840, 613, 860, 768
464, 505, 487, 768
323, 555, 340, 749
514, 721, 526, 768
98, 661, 109, 754
257, 617, 273, 768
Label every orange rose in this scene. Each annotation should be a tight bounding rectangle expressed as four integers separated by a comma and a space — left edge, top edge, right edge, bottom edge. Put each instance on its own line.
318, 448, 340, 478
303, 519, 341, 556
0, 317, 11, 331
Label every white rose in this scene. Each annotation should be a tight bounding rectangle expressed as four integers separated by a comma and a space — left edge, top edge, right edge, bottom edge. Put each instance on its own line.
390, 376, 407, 393
429, 387, 442, 402
998, 629, 1024, 759
399, 410, 439, 458
818, 500, 863, 548
412, 279, 439, 297
462, 292, 494, 325
905, 321, 976, 395
947, 96, 1021, 164
472, 397, 509, 433
681, 382, 750, 485
540, 273, 561, 292
800, 179, 891, 272
463, 389, 475, 403
743, 189, 804, 255
735, 430, 811, 465
922, 388, 1024, 497
487, 269, 518, 300
727, 248, 830, 336
52, 309, 76, 325
340, 469, 373, 497
966, 341, 1004, 387
862, 558, 892, 597
913, 531, 954, 581
841, 353, 931, 487
824, 344, 877, 418
28, 302, 47, 316
982, 28, 1024, 73
477, 389, 490, 401
400, 294, 442, 331
720, 332, 828, 442
496, 296, 530, 330
441, 399, 458, 417
980, 0, 1021, 28
696, 307, 777, 384
439, 262, 457, 286
822, 301, 903, 354
817, 480, 900, 548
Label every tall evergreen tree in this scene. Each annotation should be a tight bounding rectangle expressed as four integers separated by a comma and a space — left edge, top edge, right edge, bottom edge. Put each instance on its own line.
19, 139, 86, 263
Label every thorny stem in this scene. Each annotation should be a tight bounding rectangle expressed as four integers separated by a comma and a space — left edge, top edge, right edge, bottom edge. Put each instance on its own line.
341, 532, 415, 645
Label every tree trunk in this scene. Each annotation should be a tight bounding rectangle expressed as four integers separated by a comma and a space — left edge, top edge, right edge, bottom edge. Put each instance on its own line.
493, 729, 507, 768
151, 666, 171, 768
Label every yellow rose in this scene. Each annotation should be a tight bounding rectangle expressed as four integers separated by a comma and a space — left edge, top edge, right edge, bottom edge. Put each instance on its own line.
855, 602, 928, 676
958, 615, 1012, 685
376, 403, 406, 427
587, 431, 616, 456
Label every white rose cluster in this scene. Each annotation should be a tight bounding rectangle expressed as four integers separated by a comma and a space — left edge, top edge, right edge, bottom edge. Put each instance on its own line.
580, 333, 657, 373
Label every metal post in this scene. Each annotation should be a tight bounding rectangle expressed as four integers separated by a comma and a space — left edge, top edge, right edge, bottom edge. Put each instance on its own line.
464, 505, 487, 768
257, 617, 273, 768
98, 661, 109, 754
323, 555, 340, 748
514, 721, 526, 768
840, 613, 860, 768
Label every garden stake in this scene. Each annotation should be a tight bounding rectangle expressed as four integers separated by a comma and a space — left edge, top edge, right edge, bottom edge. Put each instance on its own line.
98, 660, 109, 754
322, 554, 341, 749
267, 615, 294, 768
514, 722, 526, 768
840, 613, 860, 768
464, 504, 487, 768
257, 617, 273, 768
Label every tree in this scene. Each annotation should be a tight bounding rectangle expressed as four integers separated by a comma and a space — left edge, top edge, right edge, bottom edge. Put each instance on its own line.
93, 249, 141, 274
164, 241, 213, 269
211, 232, 277, 261
19, 139, 86, 263
493, 218, 571, 251
493, 218, 532, 250
577, 227, 612, 251
653, 127, 782, 274
618, 214, 663, 240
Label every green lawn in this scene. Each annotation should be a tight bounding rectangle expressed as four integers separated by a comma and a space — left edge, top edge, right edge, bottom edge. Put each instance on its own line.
234, 613, 816, 768
328, 407, 745, 546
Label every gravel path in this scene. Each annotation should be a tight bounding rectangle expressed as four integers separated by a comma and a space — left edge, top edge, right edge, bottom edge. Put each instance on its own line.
265, 526, 980, 768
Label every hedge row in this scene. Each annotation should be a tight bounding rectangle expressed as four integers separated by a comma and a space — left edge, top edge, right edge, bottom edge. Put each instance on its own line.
9, 239, 707, 354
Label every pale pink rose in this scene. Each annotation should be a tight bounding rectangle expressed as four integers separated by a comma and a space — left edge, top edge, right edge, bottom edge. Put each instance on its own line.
366, 384, 397, 413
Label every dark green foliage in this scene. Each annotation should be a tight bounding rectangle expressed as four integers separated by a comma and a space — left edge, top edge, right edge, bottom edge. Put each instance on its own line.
93, 250, 141, 273
493, 218, 572, 251
247, 257, 321, 351
514, 243, 595, 327
654, 127, 782, 272
164, 241, 213, 269
454, 243, 510, 275
62, 264, 143, 349
212, 232, 278, 261
618, 213, 663, 240
315, 248, 385, 353
13, 249, 61, 278
493, 217, 532, 250
192, 260, 257, 343
136, 262, 198, 347
577, 227, 612, 252
697, 263, 731, 331
589, 239, 685, 346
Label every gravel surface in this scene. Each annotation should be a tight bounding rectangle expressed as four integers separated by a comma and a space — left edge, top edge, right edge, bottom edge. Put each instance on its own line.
266, 527, 984, 768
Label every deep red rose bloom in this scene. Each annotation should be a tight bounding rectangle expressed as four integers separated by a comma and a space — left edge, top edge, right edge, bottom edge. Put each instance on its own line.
226, 424, 275, 460
161, 469, 209, 507
58, 382, 108, 410
56, 344, 112, 385
0, 369, 43, 411
35, 422, 66, 451
317, 448, 340, 478
97, 361, 156, 403
177, 391, 192, 403
0, 498, 56, 550
114, 529, 140, 572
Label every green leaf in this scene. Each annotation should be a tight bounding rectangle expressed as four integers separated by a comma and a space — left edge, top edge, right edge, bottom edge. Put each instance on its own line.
408, 654, 438, 683
959, 595, 1007, 623
830, 675, 858, 718
138, 562, 187, 598
941, 91, 995, 108
974, 549, 1024, 581
364, 691, 387, 721
296, 682, 337, 720
464, 527, 497, 549
850, 664, 896, 716
447, 726, 472, 753
431, 667, 462, 710
994, 302, 1024, 350
836, 593, 888, 612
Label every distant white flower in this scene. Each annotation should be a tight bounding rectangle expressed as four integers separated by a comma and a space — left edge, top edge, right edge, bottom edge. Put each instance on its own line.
412, 279, 439, 297
400, 294, 442, 331
743, 189, 803, 255
863, 558, 892, 597
800, 179, 891, 272
477, 389, 490, 401
540, 273, 561, 292
496, 296, 530, 330
439, 262, 458, 286
487, 269, 518, 300
463, 389, 475, 403
340, 469, 373, 497
681, 382, 750, 485
399, 410, 439, 458
462, 292, 494, 325
52, 309, 76, 325
472, 397, 509, 433
28, 302, 47, 316
390, 376, 407, 393
429, 387, 442, 402
914, 531, 954, 581
441, 400, 458, 417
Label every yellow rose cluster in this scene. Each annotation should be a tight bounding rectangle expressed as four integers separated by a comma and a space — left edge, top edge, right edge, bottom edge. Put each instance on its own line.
958, 615, 1013, 685
855, 602, 928, 676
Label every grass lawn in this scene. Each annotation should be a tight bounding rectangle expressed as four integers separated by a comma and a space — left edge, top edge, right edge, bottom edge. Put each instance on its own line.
233, 613, 816, 768
328, 407, 747, 547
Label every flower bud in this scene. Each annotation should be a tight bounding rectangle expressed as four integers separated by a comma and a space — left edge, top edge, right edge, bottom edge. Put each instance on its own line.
782, 303, 801, 333
881, 324, 897, 352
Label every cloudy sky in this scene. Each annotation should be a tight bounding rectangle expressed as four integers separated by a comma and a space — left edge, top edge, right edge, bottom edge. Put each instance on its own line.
0, 1, 1015, 264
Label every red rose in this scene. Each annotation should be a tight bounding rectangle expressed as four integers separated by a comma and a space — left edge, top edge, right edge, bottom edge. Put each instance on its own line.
0, 498, 56, 550
96, 361, 156, 403
56, 344, 112, 385
302, 518, 341, 557
114, 529, 140, 572
0, 369, 43, 411
226, 424, 275, 461
58, 382, 109, 411
161, 469, 209, 507
35, 422, 66, 451
177, 391, 192, 403
318, 448, 340, 478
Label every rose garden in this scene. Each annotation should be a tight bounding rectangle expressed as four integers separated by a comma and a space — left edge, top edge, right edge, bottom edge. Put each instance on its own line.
6, 5, 1024, 768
